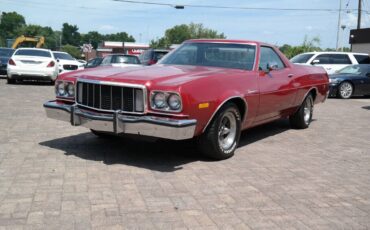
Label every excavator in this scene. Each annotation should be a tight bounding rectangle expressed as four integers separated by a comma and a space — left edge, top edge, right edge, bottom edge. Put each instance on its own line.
11, 35, 45, 49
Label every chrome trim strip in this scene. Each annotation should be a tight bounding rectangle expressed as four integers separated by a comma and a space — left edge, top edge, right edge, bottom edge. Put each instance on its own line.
44, 101, 196, 140
202, 96, 248, 133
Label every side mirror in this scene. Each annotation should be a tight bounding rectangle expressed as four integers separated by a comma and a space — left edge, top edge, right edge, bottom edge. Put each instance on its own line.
264, 63, 278, 73
56, 58, 60, 62
311, 59, 320, 65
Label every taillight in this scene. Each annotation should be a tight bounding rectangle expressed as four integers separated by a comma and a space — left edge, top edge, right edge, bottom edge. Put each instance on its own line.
47, 61, 55, 67
8, 59, 16, 66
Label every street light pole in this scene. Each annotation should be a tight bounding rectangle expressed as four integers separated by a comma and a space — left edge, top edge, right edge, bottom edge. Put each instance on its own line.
357, 0, 362, 29
336, 0, 342, 51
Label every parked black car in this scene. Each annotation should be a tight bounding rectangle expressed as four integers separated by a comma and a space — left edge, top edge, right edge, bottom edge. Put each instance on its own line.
139, 49, 169, 65
85, 57, 103, 68
0, 48, 15, 75
329, 64, 370, 98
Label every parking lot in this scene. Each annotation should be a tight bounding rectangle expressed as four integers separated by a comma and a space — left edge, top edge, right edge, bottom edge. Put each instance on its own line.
0, 79, 369, 229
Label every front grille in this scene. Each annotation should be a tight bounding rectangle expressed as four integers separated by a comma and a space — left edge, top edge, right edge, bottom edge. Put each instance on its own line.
63, 64, 78, 70
76, 81, 144, 113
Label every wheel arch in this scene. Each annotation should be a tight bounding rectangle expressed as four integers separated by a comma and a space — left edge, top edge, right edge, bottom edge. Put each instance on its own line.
202, 96, 248, 133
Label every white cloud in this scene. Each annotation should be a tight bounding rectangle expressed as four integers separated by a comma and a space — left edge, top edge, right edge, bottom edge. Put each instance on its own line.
99, 24, 117, 32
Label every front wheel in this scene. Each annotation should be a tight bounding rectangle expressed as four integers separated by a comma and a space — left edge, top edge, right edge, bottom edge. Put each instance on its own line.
338, 81, 353, 99
198, 103, 241, 160
289, 94, 314, 129
7, 77, 15, 84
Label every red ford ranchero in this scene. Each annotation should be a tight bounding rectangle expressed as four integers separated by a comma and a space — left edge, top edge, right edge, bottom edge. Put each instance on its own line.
44, 39, 329, 160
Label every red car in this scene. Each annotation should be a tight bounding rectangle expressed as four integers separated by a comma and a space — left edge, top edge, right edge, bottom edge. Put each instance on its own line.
44, 39, 329, 160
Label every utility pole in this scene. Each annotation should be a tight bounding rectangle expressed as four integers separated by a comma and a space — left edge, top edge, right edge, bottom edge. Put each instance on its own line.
336, 0, 342, 50
357, 0, 362, 29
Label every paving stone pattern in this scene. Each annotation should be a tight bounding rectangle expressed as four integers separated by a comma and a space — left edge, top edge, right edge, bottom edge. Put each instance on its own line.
0, 80, 369, 229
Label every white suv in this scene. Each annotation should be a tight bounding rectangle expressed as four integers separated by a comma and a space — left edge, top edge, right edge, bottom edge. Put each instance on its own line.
53, 51, 84, 74
290, 52, 370, 74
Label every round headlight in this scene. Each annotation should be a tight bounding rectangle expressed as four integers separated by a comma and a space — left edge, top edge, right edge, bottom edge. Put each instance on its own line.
67, 83, 74, 96
153, 92, 167, 108
56, 82, 65, 96
168, 94, 181, 110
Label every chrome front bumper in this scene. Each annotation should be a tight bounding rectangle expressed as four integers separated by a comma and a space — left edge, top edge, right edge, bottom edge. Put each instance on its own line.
44, 101, 197, 140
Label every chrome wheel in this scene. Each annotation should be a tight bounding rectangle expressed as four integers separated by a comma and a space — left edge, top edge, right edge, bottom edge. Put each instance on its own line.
218, 111, 237, 151
339, 82, 353, 99
303, 97, 313, 125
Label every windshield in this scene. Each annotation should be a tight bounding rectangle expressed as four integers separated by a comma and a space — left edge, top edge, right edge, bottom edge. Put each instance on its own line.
15, 49, 51, 57
112, 55, 140, 64
291, 53, 314, 63
53, 52, 74, 60
337, 65, 368, 75
159, 42, 256, 70
0, 48, 14, 57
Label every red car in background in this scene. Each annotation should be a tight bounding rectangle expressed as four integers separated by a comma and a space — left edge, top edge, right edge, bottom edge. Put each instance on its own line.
44, 39, 329, 160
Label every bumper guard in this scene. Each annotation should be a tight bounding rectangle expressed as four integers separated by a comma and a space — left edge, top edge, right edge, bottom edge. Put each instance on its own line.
44, 101, 197, 140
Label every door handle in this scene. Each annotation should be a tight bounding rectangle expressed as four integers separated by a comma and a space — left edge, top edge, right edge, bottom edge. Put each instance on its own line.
288, 74, 294, 78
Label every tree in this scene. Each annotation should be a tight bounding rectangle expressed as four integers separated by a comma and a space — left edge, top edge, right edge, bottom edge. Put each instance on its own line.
150, 23, 226, 48
0, 11, 26, 46
104, 32, 135, 43
61, 44, 81, 58
81, 31, 104, 49
279, 35, 323, 58
62, 23, 81, 46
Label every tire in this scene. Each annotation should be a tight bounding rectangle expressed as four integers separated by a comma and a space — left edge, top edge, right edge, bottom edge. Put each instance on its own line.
7, 77, 15, 84
198, 102, 241, 160
289, 94, 314, 129
90, 129, 113, 138
338, 81, 353, 99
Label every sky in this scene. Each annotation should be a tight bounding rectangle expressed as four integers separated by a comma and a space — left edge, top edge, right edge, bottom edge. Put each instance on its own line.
1, 0, 370, 48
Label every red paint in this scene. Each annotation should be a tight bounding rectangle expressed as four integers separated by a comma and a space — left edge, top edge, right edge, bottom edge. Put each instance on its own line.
56, 40, 329, 136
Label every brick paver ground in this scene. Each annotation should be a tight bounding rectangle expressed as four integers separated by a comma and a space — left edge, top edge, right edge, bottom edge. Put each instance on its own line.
0, 79, 369, 229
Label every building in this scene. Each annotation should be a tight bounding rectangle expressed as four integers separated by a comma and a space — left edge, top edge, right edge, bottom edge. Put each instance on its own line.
96, 41, 149, 57
349, 28, 370, 54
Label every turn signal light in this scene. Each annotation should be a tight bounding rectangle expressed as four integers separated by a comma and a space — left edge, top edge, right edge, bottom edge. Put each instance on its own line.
47, 61, 55, 67
8, 59, 16, 66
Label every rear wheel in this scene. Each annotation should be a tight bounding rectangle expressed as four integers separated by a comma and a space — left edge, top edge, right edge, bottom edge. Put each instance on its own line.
289, 94, 314, 129
338, 81, 353, 99
198, 103, 241, 160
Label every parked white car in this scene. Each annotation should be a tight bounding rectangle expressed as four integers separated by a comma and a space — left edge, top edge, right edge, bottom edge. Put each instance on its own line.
7, 48, 59, 84
290, 51, 370, 74
53, 51, 84, 74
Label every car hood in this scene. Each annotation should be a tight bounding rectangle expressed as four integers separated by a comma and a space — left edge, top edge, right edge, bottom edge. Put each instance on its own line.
70, 64, 239, 87
329, 73, 359, 79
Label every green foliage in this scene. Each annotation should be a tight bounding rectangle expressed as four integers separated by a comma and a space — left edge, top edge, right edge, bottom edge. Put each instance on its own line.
150, 23, 226, 48
0, 11, 26, 46
279, 35, 324, 58
17, 24, 57, 49
61, 44, 81, 59
62, 23, 81, 46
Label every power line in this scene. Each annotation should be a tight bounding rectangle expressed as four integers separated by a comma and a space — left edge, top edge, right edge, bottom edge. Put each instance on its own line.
113, 0, 368, 13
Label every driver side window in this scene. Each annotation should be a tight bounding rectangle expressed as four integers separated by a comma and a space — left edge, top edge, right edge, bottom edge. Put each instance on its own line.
259, 46, 285, 71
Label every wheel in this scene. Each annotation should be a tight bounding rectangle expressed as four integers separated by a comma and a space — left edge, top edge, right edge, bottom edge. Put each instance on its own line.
289, 94, 314, 129
198, 102, 241, 160
338, 81, 353, 99
7, 77, 15, 84
90, 129, 113, 138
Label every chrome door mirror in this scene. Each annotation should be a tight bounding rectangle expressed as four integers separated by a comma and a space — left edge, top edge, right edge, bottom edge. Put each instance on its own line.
311, 59, 320, 65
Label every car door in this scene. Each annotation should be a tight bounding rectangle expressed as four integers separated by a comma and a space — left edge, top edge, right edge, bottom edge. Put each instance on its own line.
356, 66, 370, 95
312, 54, 352, 74
255, 46, 297, 122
